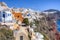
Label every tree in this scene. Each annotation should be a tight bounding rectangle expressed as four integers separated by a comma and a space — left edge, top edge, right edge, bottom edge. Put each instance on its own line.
30, 22, 33, 27
23, 18, 29, 26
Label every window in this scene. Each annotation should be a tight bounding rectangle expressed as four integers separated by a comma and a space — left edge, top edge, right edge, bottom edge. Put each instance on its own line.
8, 14, 11, 16
20, 36, 23, 40
27, 14, 31, 16
3, 11, 5, 13
18, 16, 19, 18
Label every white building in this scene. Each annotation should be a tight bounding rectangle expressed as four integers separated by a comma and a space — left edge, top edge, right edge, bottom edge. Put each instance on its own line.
0, 11, 12, 22
4, 11, 12, 22
0, 2, 12, 22
35, 32, 44, 40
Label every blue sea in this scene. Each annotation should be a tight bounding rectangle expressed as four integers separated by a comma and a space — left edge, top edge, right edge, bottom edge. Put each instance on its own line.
56, 19, 60, 32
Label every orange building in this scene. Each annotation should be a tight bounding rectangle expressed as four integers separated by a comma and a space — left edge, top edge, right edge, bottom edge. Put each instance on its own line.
11, 10, 24, 30
12, 11, 24, 23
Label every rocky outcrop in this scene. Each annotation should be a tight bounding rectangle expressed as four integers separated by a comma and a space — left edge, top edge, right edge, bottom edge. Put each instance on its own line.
34, 10, 60, 40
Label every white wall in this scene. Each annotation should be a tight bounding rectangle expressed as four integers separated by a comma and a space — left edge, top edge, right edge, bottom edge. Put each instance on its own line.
4, 11, 12, 22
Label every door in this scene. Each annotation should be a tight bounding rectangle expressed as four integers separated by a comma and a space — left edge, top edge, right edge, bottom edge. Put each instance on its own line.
20, 36, 23, 40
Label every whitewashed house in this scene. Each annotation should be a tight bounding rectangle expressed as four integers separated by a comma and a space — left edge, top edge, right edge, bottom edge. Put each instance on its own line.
0, 2, 12, 22
35, 32, 44, 40
0, 11, 12, 22
4, 11, 12, 22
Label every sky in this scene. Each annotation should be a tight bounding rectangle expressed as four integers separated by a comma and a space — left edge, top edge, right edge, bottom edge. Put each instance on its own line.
0, 0, 60, 11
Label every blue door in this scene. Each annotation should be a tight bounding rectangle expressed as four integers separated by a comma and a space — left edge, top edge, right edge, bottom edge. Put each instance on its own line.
3, 13, 5, 18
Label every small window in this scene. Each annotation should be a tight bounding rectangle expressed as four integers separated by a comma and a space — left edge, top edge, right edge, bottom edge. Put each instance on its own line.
8, 14, 11, 16
8, 14, 9, 16
18, 16, 19, 18
3, 11, 5, 13
9, 14, 11, 16
20, 36, 23, 40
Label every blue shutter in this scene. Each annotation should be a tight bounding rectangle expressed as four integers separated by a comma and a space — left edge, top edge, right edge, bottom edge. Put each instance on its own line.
3, 13, 5, 18
3, 11, 5, 18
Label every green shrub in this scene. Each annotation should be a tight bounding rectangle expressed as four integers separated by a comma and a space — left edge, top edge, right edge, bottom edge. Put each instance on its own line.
0, 28, 14, 40
23, 18, 29, 26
